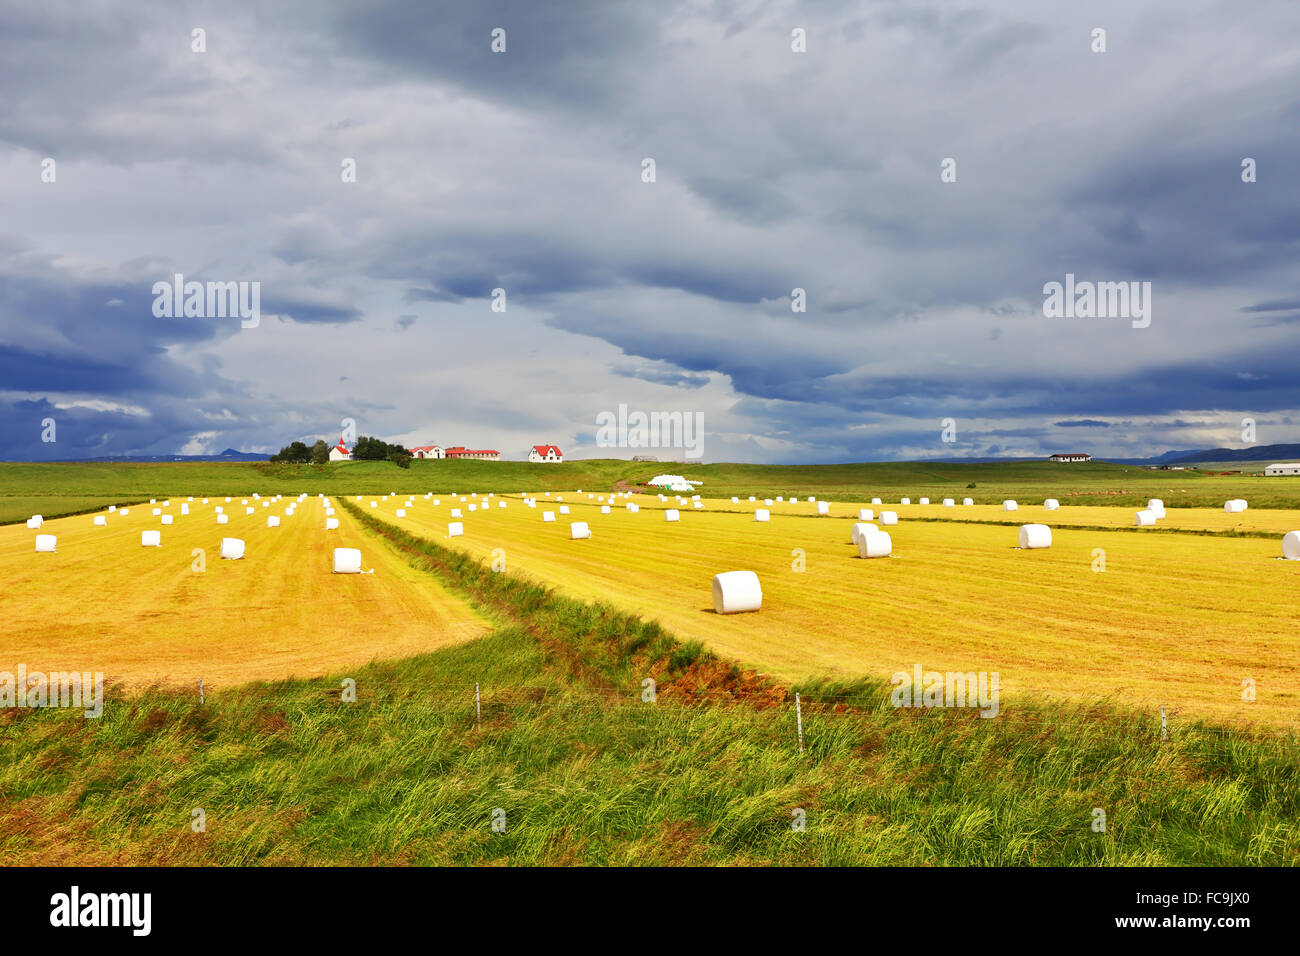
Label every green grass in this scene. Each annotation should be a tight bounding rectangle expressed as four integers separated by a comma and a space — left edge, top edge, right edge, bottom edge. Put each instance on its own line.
3, 459, 1299, 524
2, 498, 1295, 865
0, 495, 139, 525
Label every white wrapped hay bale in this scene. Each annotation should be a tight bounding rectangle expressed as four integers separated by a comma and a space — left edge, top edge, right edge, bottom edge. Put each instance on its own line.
150, 499, 157, 505
35, 534, 57, 553
880, 511, 898, 526
217, 514, 229, 525
1224, 499, 1247, 513
542, 511, 556, 522
333, 548, 362, 573
142, 530, 162, 547
776, 496, 784, 503
220, 537, 245, 560
325, 517, 339, 530
1135, 510, 1157, 527
201, 499, 208, 505
215, 506, 224, 514
857, 529, 892, 558
559, 505, 570, 515
900, 498, 911, 506
942, 498, 955, 507
570, 521, 591, 539
858, 509, 874, 521
807, 497, 816, 503
731, 497, 739, 504
817, 501, 830, 515
712, 570, 762, 614
919, 497, 930, 505
748, 496, 756, 502
1147, 499, 1165, 517
450, 508, 462, 518
433, 499, 441, 507
626, 503, 639, 513
600, 505, 611, 514
108, 505, 117, 513
93, 515, 106, 526
119, 509, 129, 516
754, 508, 770, 522
325, 507, 335, 516
468, 504, 478, 512
850, 522, 877, 544
245, 507, 255, 515
1003, 500, 1018, 511
1282, 531, 1300, 560
1044, 499, 1059, 511
498, 501, 507, 509
871, 497, 882, 505
396, 509, 406, 518
963, 497, 974, 506
151, 508, 162, 517
26, 516, 42, 529
1018, 524, 1052, 549
665, 509, 681, 522
448, 522, 464, 537
180, 504, 190, 515
161, 514, 174, 525
267, 516, 280, 528
693, 501, 704, 509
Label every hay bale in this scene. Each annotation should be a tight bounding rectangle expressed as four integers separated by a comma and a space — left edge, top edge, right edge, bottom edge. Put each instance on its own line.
1135, 510, 1157, 526
754, 508, 770, 522
570, 521, 591, 539
850, 521, 877, 544
542, 511, 556, 522
858, 508, 874, 521
161, 515, 174, 525
807, 497, 816, 503
1282, 531, 1300, 560
217, 514, 229, 525
180, 504, 190, 515
142, 530, 162, 548
900, 498, 911, 506
26, 516, 41, 529
120, 509, 129, 516
693, 501, 704, 509
817, 501, 830, 515
665, 509, 681, 522
215, 506, 223, 514
942, 498, 955, 507
963, 497, 974, 506
1002, 500, 1018, 511
748, 496, 756, 502
871, 497, 882, 505
600, 505, 611, 514
1018, 524, 1051, 549
764, 498, 773, 506
220, 537, 245, 560
451, 508, 463, 518
245, 507, 255, 515
93, 515, 106, 526
448, 522, 464, 537
151, 508, 162, 517
1044, 499, 1059, 510
1225, 499, 1248, 513
559, 505, 570, 515
324, 517, 339, 530
712, 570, 762, 614
433, 499, 441, 506
35, 534, 56, 553
857, 529, 892, 558
880, 511, 898, 525
498, 501, 507, 509
731, 497, 739, 503
627, 503, 640, 513
108, 505, 117, 513
267, 516, 280, 528
396, 509, 406, 518
333, 548, 362, 573
919, 497, 930, 505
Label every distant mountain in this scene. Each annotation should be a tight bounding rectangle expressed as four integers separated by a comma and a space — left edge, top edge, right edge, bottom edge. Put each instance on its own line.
50, 449, 269, 463
1160, 443, 1300, 465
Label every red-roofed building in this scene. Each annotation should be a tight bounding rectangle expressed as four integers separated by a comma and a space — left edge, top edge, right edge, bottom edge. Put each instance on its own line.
328, 437, 352, 462
528, 444, 564, 463
410, 445, 445, 459
444, 446, 500, 461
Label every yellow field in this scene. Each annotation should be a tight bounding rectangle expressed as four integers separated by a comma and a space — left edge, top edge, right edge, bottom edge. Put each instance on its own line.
363, 490, 1300, 728
1, 495, 488, 690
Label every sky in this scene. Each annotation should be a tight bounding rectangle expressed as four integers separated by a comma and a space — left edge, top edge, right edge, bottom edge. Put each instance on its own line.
2, 0, 1299, 463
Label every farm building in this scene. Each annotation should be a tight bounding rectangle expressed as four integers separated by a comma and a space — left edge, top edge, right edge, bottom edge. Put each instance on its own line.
444, 446, 500, 461
528, 444, 563, 463
328, 438, 352, 462
1265, 463, 1300, 476
1048, 453, 1092, 462
410, 445, 445, 459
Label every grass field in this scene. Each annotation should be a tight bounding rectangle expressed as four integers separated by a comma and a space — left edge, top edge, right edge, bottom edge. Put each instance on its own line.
347, 490, 1300, 729
0, 494, 488, 689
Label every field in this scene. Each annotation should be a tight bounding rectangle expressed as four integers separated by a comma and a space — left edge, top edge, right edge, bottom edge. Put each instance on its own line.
0, 493, 487, 689
345, 490, 1300, 729
2, 460, 1298, 865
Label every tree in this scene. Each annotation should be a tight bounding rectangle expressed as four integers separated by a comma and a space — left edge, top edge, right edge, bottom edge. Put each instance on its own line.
309, 440, 329, 465
270, 441, 310, 463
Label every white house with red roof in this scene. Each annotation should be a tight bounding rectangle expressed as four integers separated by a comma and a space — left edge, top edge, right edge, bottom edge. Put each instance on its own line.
410, 445, 445, 459
528, 444, 563, 463
328, 437, 353, 462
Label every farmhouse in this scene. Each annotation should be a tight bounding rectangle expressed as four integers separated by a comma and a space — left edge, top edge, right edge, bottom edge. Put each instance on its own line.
1265, 462, 1300, 476
328, 438, 352, 462
410, 445, 445, 459
528, 444, 563, 463
1048, 453, 1092, 462
444, 446, 500, 461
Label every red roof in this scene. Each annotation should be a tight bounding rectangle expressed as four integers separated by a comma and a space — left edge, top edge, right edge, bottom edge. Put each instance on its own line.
445, 446, 498, 456
531, 445, 562, 456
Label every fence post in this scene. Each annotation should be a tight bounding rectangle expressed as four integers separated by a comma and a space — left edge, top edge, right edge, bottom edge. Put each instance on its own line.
795, 693, 804, 754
